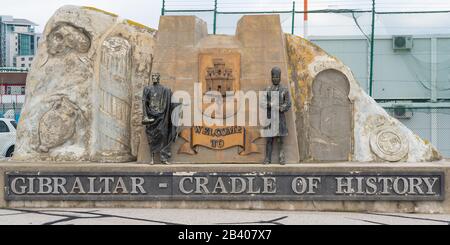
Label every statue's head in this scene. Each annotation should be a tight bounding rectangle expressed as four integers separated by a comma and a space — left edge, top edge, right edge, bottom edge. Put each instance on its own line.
271, 67, 281, 86
152, 73, 161, 85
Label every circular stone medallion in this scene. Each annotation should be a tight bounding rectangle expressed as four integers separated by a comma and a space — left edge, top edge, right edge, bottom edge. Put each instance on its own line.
370, 126, 409, 162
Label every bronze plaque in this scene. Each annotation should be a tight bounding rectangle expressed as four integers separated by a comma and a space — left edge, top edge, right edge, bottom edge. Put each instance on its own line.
5, 172, 444, 201
179, 126, 260, 156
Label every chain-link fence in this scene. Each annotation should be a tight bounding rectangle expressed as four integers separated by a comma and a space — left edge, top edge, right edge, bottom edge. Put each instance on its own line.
162, 0, 450, 94
162, 0, 450, 158
384, 108, 450, 157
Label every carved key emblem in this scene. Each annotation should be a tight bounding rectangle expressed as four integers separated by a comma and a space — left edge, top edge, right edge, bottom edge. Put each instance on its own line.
37, 97, 80, 153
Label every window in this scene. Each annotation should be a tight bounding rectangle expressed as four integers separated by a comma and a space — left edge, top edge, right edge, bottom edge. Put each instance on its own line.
29, 57, 33, 61
10, 121, 17, 129
21, 87, 25, 95
6, 87, 11, 95
18, 34, 33, 56
21, 64, 25, 67
0, 121, 9, 133
21, 57, 25, 61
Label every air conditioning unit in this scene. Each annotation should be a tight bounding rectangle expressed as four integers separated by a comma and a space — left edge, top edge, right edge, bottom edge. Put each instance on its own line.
393, 35, 413, 50
392, 105, 413, 119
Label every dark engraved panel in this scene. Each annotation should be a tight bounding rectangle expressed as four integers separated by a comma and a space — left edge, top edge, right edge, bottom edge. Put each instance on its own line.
4, 172, 444, 201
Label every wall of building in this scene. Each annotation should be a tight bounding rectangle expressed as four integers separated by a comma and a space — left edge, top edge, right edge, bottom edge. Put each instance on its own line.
0, 72, 26, 120
311, 36, 450, 100
15, 55, 33, 68
0, 16, 40, 68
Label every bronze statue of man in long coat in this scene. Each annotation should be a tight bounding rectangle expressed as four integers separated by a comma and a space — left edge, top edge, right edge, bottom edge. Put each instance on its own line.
262, 67, 292, 165
142, 73, 178, 164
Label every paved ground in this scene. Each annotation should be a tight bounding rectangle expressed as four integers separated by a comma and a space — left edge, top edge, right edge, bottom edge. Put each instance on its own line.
0, 209, 449, 225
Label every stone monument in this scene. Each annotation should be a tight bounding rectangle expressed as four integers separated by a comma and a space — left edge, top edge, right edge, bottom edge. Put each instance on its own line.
0, 6, 449, 214
12, 6, 156, 162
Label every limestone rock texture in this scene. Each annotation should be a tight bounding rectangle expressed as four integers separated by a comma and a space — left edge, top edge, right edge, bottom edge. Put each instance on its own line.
286, 34, 442, 163
13, 6, 156, 162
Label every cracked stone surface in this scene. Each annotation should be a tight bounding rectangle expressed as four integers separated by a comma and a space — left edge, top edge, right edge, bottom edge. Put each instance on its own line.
13, 5, 156, 163
0, 209, 449, 225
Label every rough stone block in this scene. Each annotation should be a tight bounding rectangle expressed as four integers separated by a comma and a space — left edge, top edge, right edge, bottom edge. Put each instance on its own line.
285, 34, 442, 162
13, 6, 156, 162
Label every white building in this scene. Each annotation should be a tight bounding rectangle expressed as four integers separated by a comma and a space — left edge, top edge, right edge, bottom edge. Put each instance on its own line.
0, 15, 41, 69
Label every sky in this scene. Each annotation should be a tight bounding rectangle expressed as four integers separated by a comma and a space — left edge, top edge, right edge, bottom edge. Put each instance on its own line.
0, 0, 163, 32
1, 0, 450, 36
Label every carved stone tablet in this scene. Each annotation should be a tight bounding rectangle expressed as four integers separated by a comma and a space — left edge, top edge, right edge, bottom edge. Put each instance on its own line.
309, 69, 352, 161
96, 36, 132, 159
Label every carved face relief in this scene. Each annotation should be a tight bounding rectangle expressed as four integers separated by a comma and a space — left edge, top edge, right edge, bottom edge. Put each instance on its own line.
102, 37, 130, 57
47, 23, 91, 56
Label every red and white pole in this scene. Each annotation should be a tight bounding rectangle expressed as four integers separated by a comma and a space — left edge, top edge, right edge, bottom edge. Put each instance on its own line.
304, 0, 308, 38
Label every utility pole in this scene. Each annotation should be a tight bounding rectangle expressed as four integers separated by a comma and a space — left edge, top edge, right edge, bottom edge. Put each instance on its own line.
161, 0, 165, 16
213, 0, 218, 34
291, 1, 296, 35
369, 0, 375, 97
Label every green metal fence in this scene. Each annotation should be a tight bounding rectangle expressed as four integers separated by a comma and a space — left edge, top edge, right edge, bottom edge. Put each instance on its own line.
160, 0, 450, 157
161, 0, 450, 98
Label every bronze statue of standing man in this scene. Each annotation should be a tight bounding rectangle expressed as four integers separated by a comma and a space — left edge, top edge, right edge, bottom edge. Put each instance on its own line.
262, 67, 292, 165
142, 73, 178, 164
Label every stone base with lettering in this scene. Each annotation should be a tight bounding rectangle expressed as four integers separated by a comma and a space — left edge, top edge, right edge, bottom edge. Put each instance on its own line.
1, 162, 449, 213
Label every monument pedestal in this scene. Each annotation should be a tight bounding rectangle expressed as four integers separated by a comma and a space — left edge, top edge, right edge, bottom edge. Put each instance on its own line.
1, 161, 449, 214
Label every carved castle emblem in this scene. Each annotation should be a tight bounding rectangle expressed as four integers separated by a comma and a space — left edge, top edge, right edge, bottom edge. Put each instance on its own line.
198, 54, 241, 119
205, 58, 235, 97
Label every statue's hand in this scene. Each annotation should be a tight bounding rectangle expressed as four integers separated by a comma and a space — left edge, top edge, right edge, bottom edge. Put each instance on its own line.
142, 117, 156, 125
